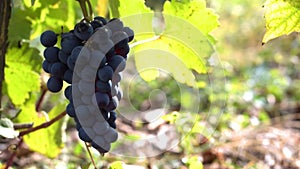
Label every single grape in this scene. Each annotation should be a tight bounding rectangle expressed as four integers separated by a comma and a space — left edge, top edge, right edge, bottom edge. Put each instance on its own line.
94, 16, 107, 25
97, 65, 114, 82
108, 111, 117, 123
47, 76, 63, 92
64, 85, 72, 101
40, 30, 57, 47
95, 92, 110, 108
78, 128, 92, 142
58, 50, 69, 64
42, 60, 52, 73
66, 102, 76, 117
96, 80, 112, 93
109, 121, 116, 129
115, 44, 130, 58
67, 46, 82, 70
91, 20, 104, 29
50, 62, 68, 78
111, 31, 129, 48
43, 47, 59, 63
61, 32, 82, 54
63, 69, 73, 84
101, 110, 109, 121
108, 55, 126, 72
123, 27, 134, 42
104, 97, 118, 112
74, 22, 94, 41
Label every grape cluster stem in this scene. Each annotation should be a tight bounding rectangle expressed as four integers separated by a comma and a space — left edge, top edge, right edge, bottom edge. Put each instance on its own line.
76, 0, 93, 21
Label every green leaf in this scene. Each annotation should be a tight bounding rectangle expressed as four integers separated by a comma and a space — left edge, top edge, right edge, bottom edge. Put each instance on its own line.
0, 118, 19, 138
263, 0, 300, 43
5, 43, 42, 106
15, 96, 67, 158
130, 13, 212, 87
109, 161, 125, 169
109, 0, 152, 18
163, 0, 220, 43
8, 8, 32, 46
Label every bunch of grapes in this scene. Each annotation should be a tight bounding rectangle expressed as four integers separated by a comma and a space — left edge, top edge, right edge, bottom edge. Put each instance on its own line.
40, 16, 134, 153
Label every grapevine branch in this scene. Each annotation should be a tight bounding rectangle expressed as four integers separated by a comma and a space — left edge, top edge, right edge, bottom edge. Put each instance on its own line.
4, 111, 67, 169
0, 0, 11, 111
19, 111, 66, 136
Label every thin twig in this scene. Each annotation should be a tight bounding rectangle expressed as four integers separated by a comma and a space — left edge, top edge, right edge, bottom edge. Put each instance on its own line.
13, 123, 34, 130
3, 138, 23, 169
85, 142, 97, 169
129, 35, 161, 49
19, 111, 66, 136
35, 87, 47, 112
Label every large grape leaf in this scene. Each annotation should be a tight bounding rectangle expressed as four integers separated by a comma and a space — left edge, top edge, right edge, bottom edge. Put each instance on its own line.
263, 0, 300, 44
109, 0, 152, 18
123, 14, 212, 87
163, 0, 220, 43
4, 43, 42, 106
15, 95, 67, 158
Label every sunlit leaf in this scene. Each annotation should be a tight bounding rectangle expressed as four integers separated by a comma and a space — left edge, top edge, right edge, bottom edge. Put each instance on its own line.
4, 43, 42, 106
15, 96, 67, 158
109, 0, 152, 18
263, 0, 300, 43
163, 0, 220, 43
109, 161, 124, 169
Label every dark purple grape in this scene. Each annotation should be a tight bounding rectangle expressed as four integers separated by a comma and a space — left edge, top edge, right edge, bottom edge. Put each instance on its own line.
66, 102, 75, 117
74, 22, 94, 41
64, 85, 72, 101
104, 97, 119, 112
63, 69, 73, 84
50, 62, 68, 78
61, 32, 82, 54
43, 47, 59, 63
115, 44, 130, 58
108, 111, 117, 123
95, 92, 110, 108
96, 80, 112, 93
78, 128, 92, 142
42, 60, 52, 73
67, 46, 82, 70
123, 27, 134, 42
91, 20, 104, 29
94, 16, 107, 25
97, 65, 114, 82
108, 55, 126, 72
47, 76, 63, 92
40, 30, 57, 47
58, 50, 69, 64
